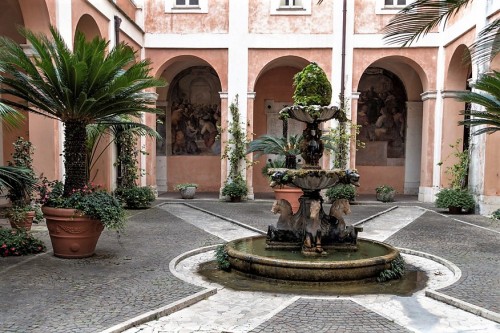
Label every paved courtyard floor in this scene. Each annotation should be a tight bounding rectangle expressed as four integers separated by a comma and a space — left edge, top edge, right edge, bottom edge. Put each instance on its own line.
1, 194, 499, 333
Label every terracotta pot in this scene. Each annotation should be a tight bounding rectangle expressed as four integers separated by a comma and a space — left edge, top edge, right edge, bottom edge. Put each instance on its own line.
9, 211, 35, 231
274, 187, 303, 213
42, 206, 104, 259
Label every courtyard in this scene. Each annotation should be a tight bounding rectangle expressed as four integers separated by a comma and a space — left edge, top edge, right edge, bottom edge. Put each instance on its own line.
1, 194, 499, 333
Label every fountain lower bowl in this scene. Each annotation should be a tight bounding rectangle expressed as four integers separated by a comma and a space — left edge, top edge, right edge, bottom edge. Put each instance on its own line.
226, 236, 399, 282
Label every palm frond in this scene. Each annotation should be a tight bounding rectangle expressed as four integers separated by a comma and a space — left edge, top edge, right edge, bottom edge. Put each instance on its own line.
0, 166, 35, 194
383, 0, 472, 46
247, 134, 302, 157
457, 71, 500, 135
467, 19, 500, 65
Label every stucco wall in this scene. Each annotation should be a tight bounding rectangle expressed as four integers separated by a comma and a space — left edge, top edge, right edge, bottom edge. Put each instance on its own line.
144, 0, 228, 34
249, 0, 333, 34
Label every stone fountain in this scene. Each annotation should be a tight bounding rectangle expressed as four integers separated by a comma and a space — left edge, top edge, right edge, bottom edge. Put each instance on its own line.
225, 63, 400, 282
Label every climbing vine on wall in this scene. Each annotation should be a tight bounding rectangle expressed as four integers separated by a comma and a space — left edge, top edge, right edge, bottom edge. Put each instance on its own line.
115, 131, 145, 189
221, 95, 253, 183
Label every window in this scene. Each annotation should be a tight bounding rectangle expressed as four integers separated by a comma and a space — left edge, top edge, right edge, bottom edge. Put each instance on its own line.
165, 0, 207, 13
376, 0, 414, 14
280, 0, 303, 8
271, 0, 311, 16
175, 0, 199, 6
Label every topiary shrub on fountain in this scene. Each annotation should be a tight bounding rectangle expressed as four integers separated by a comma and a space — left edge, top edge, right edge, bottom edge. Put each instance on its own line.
293, 62, 332, 106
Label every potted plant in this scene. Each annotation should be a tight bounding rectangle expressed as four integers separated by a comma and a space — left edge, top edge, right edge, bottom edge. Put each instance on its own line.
435, 139, 475, 214
325, 184, 356, 203
435, 188, 475, 214
0, 27, 164, 258
221, 179, 248, 202
375, 185, 395, 202
221, 96, 251, 202
248, 135, 303, 211
175, 183, 198, 199
114, 186, 156, 209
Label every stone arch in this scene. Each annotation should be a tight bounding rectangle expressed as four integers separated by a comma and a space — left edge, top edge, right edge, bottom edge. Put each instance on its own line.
251, 56, 310, 194
440, 44, 473, 188
354, 57, 425, 195
75, 14, 102, 41
155, 55, 222, 192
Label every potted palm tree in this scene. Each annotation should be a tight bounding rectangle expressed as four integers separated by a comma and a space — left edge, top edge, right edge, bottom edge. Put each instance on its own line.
247, 134, 303, 212
0, 26, 164, 258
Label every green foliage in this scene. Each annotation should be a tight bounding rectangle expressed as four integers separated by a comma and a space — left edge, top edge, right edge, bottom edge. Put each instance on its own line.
375, 185, 394, 194
221, 96, 251, 199
377, 255, 406, 282
6, 204, 43, 225
42, 181, 126, 231
115, 186, 156, 209
221, 179, 248, 198
491, 209, 500, 220
325, 184, 356, 202
435, 188, 476, 211
458, 71, 500, 135
261, 158, 286, 177
247, 134, 302, 158
87, 116, 160, 184
0, 26, 164, 196
6, 137, 37, 206
293, 62, 332, 106
0, 229, 46, 257
174, 183, 198, 191
438, 139, 469, 190
375, 185, 395, 202
215, 244, 230, 271
322, 120, 365, 169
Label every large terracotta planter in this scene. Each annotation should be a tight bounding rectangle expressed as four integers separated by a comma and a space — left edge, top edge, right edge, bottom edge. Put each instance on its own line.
9, 211, 35, 231
274, 187, 303, 213
42, 206, 104, 259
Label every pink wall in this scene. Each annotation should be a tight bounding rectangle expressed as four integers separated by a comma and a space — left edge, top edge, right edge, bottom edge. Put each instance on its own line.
167, 156, 221, 192
356, 166, 405, 194
249, 1, 333, 34
252, 66, 300, 193
354, 0, 395, 34
116, 0, 136, 21
248, 49, 332, 91
144, 0, 228, 34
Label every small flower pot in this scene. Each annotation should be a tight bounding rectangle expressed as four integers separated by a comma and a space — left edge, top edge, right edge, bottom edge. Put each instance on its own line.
180, 186, 196, 199
9, 211, 35, 231
376, 190, 395, 203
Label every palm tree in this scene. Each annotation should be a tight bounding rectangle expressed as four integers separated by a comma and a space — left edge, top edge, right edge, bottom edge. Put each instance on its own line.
86, 116, 161, 185
382, 0, 500, 135
383, 0, 499, 65
0, 26, 164, 196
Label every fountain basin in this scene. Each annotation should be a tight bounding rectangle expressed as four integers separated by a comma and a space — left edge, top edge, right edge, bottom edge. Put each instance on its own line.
268, 168, 359, 191
226, 236, 399, 282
